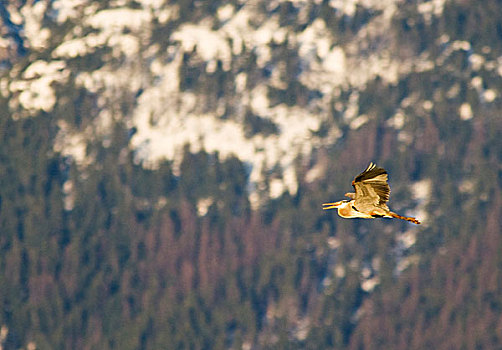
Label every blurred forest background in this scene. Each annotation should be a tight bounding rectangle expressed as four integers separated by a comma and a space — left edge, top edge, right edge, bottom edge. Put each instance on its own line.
0, 0, 501, 349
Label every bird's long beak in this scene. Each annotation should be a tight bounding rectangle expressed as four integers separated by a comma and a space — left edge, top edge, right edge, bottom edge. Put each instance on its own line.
322, 202, 340, 210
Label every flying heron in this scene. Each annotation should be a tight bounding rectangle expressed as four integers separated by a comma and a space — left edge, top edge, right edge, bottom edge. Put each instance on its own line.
322, 163, 421, 224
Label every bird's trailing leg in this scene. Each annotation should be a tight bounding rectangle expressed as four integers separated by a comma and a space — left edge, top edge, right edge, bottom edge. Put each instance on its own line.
388, 212, 421, 224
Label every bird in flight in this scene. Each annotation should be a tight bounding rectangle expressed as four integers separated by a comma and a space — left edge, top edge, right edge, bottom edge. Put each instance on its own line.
322, 163, 421, 224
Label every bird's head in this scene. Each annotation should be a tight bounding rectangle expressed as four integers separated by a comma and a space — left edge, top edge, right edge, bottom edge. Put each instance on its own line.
322, 200, 348, 210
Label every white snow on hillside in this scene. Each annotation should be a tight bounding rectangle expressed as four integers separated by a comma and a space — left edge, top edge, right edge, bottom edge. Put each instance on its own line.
122, 0, 406, 200
171, 24, 233, 71
7, 0, 485, 202
411, 178, 432, 224
8, 60, 69, 115
130, 82, 330, 203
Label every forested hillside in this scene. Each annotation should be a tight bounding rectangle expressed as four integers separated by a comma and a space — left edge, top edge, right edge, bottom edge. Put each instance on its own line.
0, 0, 501, 349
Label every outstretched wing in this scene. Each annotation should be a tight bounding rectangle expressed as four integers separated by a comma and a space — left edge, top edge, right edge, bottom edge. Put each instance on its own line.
352, 163, 390, 208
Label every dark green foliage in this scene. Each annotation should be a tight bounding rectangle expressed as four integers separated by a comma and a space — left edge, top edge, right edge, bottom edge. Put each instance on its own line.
243, 110, 279, 138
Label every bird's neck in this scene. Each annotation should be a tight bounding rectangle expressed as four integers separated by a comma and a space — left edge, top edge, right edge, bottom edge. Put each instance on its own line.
337, 201, 354, 218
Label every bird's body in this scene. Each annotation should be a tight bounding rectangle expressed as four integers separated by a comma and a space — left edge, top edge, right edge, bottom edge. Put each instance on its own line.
331, 200, 389, 219
323, 163, 421, 224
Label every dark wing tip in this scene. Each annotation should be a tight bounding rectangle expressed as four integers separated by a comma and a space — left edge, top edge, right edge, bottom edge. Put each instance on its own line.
353, 162, 387, 183
352, 163, 390, 205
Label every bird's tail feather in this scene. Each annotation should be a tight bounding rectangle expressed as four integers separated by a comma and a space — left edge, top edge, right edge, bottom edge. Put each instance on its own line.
388, 212, 421, 224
